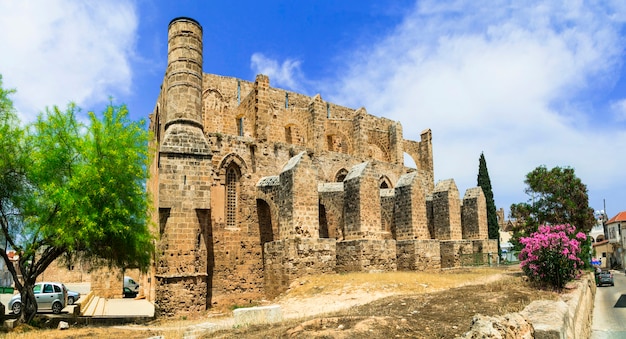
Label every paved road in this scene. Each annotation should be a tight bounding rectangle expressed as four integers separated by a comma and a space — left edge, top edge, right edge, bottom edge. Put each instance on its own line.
592, 269, 626, 338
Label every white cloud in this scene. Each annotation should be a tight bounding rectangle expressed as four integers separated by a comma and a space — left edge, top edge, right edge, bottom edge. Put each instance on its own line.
611, 99, 626, 122
322, 0, 626, 212
250, 53, 306, 93
0, 0, 137, 122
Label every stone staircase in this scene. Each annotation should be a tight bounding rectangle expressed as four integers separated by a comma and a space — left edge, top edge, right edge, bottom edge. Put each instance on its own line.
75, 291, 105, 316
67, 290, 155, 321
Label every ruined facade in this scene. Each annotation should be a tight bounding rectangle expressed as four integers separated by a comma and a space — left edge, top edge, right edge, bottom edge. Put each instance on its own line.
146, 17, 497, 317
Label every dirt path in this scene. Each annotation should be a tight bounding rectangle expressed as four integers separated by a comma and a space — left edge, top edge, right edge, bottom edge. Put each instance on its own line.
275, 271, 505, 320
6, 267, 525, 338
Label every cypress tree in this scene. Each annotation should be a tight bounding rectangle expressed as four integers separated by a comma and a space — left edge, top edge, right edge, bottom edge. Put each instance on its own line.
477, 152, 500, 255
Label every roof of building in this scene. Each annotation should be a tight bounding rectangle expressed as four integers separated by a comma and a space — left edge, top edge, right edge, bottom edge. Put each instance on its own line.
593, 239, 609, 247
606, 211, 626, 224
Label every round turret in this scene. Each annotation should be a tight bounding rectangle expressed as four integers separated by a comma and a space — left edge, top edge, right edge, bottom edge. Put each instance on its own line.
165, 17, 203, 130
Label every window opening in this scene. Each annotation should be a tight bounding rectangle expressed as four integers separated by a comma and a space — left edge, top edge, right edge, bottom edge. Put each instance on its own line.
285, 126, 293, 144
336, 168, 348, 182
237, 118, 244, 136
237, 80, 241, 105
226, 166, 239, 228
285, 92, 289, 108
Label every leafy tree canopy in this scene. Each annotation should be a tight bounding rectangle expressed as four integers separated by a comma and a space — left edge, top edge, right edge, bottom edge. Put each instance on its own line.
510, 165, 595, 252
0, 75, 154, 323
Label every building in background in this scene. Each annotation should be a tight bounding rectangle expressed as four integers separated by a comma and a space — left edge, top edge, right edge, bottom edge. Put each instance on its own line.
606, 211, 626, 269
496, 208, 519, 262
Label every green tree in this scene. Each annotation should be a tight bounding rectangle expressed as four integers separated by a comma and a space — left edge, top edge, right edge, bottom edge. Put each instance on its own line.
477, 152, 500, 255
0, 77, 154, 323
509, 165, 594, 264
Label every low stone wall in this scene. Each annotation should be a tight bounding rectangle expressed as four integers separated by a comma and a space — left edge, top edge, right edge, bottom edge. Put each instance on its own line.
396, 239, 440, 271
91, 267, 123, 299
440, 240, 473, 268
264, 238, 337, 298
336, 239, 397, 273
463, 272, 596, 338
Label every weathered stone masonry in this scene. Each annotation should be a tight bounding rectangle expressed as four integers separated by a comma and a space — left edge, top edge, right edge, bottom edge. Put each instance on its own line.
146, 17, 497, 316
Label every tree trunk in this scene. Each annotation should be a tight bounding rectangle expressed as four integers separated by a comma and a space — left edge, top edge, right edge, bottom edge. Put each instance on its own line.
18, 280, 38, 323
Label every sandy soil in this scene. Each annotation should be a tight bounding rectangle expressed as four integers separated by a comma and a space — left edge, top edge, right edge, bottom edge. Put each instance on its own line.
2, 266, 559, 338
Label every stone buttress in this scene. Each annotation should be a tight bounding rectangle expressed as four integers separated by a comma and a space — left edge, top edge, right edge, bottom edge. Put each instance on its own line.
260, 152, 336, 298
336, 162, 397, 273
462, 187, 499, 265
395, 171, 440, 271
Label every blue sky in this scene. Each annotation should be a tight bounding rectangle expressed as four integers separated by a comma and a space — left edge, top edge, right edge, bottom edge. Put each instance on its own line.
1, 0, 625, 219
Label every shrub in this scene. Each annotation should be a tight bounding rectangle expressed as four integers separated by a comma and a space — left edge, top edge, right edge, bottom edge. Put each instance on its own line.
518, 224, 586, 290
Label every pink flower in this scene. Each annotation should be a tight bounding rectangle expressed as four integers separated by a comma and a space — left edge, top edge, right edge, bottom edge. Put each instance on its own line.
519, 224, 586, 290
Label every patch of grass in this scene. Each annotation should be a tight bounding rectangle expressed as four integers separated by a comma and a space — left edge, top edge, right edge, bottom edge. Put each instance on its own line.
281, 266, 511, 299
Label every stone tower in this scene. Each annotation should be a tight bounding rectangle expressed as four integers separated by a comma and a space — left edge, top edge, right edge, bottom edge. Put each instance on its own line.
165, 17, 203, 128
155, 17, 213, 316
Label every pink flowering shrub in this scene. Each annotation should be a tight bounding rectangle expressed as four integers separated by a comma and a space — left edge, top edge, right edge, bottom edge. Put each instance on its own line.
519, 224, 587, 290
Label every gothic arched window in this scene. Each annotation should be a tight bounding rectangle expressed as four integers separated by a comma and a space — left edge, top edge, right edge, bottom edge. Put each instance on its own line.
226, 165, 240, 228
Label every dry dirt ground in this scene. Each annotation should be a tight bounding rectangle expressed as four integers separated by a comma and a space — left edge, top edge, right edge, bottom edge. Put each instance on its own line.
2, 265, 561, 339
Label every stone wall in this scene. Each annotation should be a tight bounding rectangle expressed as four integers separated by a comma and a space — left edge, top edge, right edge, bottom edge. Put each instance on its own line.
318, 183, 345, 240
264, 238, 336, 298
380, 189, 395, 238
463, 273, 596, 338
336, 239, 397, 273
440, 240, 473, 268
90, 267, 123, 299
396, 240, 441, 271
36, 258, 91, 284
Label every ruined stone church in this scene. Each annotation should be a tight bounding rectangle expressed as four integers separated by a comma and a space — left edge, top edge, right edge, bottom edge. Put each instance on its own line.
146, 17, 496, 316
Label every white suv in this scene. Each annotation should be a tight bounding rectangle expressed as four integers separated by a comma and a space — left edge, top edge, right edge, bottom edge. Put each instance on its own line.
8, 282, 68, 314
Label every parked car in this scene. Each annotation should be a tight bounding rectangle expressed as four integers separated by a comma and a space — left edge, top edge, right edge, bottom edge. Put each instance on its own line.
8, 282, 68, 314
124, 276, 139, 291
67, 289, 80, 305
123, 287, 138, 298
597, 270, 614, 287
123, 276, 139, 298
